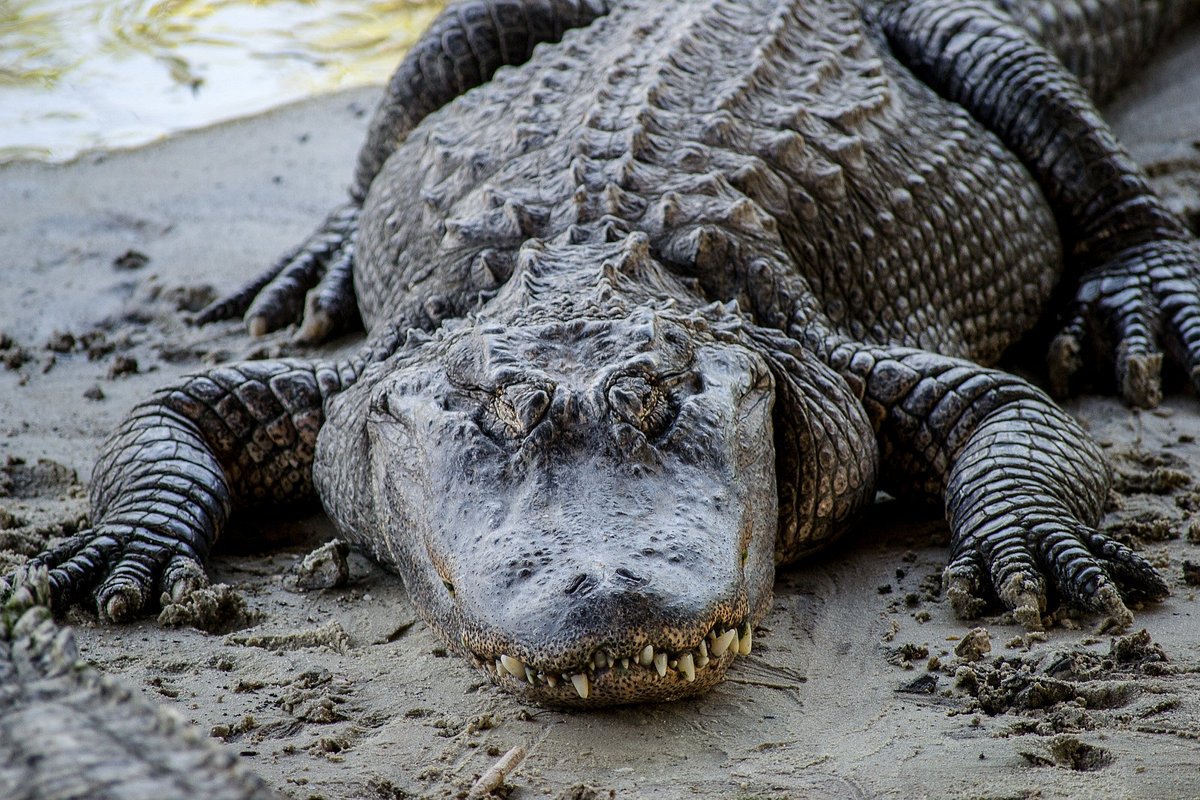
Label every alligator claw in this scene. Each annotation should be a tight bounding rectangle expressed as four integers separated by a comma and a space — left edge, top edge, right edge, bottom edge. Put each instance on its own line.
944, 516, 1167, 632
1051, 239, 1200, 409
1150, 241, 1200, 388
1049, 257, 1162, 408
23, 524, 209, 621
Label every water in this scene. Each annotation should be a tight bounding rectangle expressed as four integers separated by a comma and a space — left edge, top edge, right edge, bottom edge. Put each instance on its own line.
0, 0, 445, 163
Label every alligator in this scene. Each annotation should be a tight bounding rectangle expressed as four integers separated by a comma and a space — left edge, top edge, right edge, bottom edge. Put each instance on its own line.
10, 0, 1200, 718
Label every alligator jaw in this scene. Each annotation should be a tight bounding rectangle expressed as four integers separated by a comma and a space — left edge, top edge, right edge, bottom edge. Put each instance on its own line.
472, 620, 759, 707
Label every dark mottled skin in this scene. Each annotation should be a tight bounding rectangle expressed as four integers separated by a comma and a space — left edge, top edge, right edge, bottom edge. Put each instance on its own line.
10, 0, 1200, 722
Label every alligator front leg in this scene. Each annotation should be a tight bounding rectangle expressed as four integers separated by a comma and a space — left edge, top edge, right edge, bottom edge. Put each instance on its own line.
879, 0, 1200, 409
22, 359, 356, 619
823, 341, 1168, 629
196, 0, 612, 343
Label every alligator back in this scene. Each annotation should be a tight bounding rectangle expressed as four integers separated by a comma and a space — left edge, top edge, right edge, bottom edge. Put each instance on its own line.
355, 0, 1195, 362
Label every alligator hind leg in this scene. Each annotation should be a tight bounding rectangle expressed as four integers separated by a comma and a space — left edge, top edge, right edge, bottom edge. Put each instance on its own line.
196, 0, 612, 342
194, 204, 359, 339
880, 0, 1200, 408
817, 339, 1168, 628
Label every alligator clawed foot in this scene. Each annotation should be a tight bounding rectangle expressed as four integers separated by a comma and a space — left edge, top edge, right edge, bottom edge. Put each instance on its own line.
20, 524, 209, 621
1048, 239, 1200, 408
944, 515, 1169, 632
194, 203, 362, 344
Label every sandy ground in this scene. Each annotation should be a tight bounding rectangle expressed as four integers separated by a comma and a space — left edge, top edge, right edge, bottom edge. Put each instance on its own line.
4, 23, 1200, 800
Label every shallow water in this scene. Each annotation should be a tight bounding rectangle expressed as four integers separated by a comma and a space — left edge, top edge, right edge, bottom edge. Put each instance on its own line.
0, 0, 444, 163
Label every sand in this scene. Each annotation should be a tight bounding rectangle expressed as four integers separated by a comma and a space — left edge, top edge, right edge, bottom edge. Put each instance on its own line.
3, 22, 1200, 800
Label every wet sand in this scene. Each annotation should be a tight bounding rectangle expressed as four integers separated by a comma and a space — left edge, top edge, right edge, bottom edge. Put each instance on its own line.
4, 24, 1200, 800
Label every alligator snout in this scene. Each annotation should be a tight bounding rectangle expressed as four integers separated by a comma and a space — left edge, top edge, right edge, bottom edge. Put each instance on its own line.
432, 484, 769, 706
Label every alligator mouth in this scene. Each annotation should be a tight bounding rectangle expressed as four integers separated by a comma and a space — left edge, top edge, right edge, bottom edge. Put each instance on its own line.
470, 620, 754, 705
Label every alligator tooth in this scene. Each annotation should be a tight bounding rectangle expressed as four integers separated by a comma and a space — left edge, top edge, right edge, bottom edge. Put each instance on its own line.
729, 629, 741, 656
546, 674, 559, 688
679, 653, 695, 683
500, 655, 526, 681
639, 645, 655, 667
696, 654, 710, 669
653, 652, 668, 678
620, 658, 630, 670
698, 640, 708, 660
571, 672, 590, 700
739, 624, 753, 656
594, 651, 607, 670
668, 658, 678, 670
525, 667, 538, 684
711, 629, 737, 657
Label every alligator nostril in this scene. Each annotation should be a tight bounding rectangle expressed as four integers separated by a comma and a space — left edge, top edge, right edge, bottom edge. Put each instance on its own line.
614, 567, 646, 585
565, 573, 593, 595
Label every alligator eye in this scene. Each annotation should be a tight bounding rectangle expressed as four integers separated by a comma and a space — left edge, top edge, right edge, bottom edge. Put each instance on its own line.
442, 579, 456, 597
484, 382, 552, 439
608, 375, 673, 437
370, 390, 391, 416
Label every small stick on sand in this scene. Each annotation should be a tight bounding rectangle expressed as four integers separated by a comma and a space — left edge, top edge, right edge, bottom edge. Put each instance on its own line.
466, 743, 529, 799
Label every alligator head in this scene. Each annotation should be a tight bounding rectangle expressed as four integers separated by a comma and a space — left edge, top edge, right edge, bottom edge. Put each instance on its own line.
316, 239, 790, 706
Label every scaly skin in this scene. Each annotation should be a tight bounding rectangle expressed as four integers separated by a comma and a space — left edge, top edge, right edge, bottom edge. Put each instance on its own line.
0, 570, 283, 800
9, 0, 1200, 716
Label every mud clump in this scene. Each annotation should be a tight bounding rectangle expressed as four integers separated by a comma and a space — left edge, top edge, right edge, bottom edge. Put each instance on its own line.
278, 669, 352, 724
1110, 629, 1168, 666
1112, 465, 1191, 496
888, 642, 930, 668
554, 786, 615, 800
44, 331, 76, 353
0, 457, 79, 500
106, 355, 139, 379
1103, 512, 1179, 544
228, 620, 353, 655
949, 629, 1173, 721
295, 539, 351, 590
954, 627, 992, 662
1111, 449, 1191, 496
1019, 735, 1114, 771
160, 284, 218, 313
0, 332, 32, 371
113, 249, 150, 271
0, 507, 88, 573
80, 330, 115, 360
0, 507, 25, 531
210, 714, 257, 741
159, 584, 261, 634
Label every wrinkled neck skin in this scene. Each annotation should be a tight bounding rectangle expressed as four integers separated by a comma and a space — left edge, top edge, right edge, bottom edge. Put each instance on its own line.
315, 233, 835, 706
